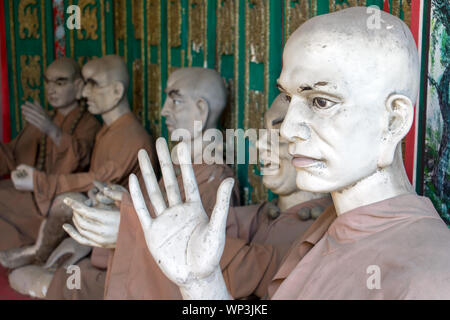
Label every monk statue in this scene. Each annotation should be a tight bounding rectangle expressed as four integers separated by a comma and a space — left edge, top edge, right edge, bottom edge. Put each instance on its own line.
11, 67, 239, 299
129, 7, 450, 299
102, 92, 332, 300
0, 57, 101, 269
55, 92, 331, 300
8, 55, 157, 298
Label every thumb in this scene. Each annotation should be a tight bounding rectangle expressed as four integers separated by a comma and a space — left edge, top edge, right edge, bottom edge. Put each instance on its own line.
208, 178, 234, 236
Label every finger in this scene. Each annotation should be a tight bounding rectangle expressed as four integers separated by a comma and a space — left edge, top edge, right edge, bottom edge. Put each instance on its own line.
208, 178, 235, 235
71, 216, 109, 245
94, 180, 125, 202
138, 149, 166, 216
177, 142, 201, 203
72, 212, 102, 234
22, 112, 45, 125
22, 105, 46, 120
93, 180, 107, 192
156, 138, 182, 206
63, 224, 98, 247
129, 174, 153, 233
64, 197, 108, 223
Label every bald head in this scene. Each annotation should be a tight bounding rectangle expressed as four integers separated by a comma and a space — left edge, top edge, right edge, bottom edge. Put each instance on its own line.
168, 67, 227, 116
46, 57, 81, 81
82, 55, 129, 92
282, 6, 419, 105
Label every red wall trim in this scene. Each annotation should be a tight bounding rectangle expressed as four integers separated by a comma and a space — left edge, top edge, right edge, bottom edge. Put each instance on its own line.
0, 0, 11, 143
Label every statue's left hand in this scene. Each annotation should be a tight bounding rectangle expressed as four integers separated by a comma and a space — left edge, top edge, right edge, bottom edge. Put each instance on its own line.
11, 164, 35, 191
21, 101, 61, 145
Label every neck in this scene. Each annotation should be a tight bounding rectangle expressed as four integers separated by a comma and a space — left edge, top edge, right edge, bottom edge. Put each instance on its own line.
172, 132, 223, 165
331, 150, 414, 216
101, 98, 131, 126
278, 190, 328, 211
55, 100, 78, 116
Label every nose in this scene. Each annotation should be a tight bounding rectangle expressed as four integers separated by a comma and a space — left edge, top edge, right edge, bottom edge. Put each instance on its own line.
280, 100, 311, 142
161, 99, 170, 117
81, 83, 90, 98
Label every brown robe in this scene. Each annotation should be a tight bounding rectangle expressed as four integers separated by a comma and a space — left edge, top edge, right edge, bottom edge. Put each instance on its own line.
49, 163, 240, 300
0, 107, 101, 250
269, 194, 450, 299
43, 115, 164, 300
104, 195, 332, 300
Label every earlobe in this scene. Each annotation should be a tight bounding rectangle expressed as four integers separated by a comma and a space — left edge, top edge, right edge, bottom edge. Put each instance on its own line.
378, 94, 414, 168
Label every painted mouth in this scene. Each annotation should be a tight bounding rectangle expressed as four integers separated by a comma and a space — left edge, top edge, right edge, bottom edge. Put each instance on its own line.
291, 155, 322, 168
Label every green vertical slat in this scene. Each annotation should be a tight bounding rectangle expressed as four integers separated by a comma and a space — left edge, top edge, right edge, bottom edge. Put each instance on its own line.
161, 0, 168, 140
416, 0, 430, 195
105, 0, 114, 54
207, 0, 216, 68
236, 0, 246, 202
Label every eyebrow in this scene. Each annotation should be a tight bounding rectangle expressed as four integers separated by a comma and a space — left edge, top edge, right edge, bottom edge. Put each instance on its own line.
44, 76, 69, 82
272, 117, 285, 126
168, 89, 182, 99
85, 78, 99, 85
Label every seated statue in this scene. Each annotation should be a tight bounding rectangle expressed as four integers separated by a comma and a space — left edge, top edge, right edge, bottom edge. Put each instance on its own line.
129, 7, 450, 299
0, 57, 101, 268
31, 67, 240, 300
104, 93, 332, 300
8, 55, 157, 298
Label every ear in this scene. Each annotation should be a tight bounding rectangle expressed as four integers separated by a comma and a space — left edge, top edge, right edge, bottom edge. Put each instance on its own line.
74, 78, 84, 100
196, 98, 209, 130
378, 94, 414, 168
112, 82, 125, 105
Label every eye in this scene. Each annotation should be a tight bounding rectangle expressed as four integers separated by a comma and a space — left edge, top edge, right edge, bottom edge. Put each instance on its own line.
173, 100, 181, 105
312, 97, 337, 109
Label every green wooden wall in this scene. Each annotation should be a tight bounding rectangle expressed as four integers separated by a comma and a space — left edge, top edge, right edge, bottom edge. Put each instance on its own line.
4, 0, 414, 204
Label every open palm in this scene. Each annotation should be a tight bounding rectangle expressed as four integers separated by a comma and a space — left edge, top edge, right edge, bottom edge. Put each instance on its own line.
129, 138, 234, 287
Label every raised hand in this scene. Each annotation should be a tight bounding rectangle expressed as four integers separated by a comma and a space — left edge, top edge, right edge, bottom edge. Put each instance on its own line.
21, 101, 61, 145
129, 138, 233, 300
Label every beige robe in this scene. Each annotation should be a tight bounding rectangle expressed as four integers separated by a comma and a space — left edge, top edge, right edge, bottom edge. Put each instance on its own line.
269, 194, 450, 299
104, 194, 331, 300
44, 112, 157, 300
0, 107, 101, 250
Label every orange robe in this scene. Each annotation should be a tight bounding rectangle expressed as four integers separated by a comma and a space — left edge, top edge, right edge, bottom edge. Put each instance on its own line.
43, 113, 163, 300
0, 107, 101, 250
46, 163, 240, 300
269, 194, 450, 299
104, 195, 332, 300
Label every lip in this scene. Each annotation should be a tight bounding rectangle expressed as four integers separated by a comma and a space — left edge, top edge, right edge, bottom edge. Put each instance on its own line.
291, 155, 322, 168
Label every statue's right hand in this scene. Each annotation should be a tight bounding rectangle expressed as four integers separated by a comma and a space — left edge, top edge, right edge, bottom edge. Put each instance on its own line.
129, 138, 234, 290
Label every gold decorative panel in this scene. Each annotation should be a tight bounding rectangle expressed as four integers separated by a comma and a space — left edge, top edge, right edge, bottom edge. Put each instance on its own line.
114, 0, 126, 40
148, 63, 162, 136
189, 0, 207, 53
18, 0, 40, 39
168, 0, 182, 47
331, 0, 366, 12
148, 0, 161, 45
20, 55, 41, 103
132, 0, 144, 40
132, 59, 144, 120
402, 0, 411, 27
245, 90, 266, 130
247, 0, 266, 64
77, 0, 99, 40
285, 0, 313, 41
217, 0, 235, 56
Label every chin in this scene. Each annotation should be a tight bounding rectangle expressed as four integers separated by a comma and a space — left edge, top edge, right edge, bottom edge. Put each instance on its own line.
295, 170, 338, 193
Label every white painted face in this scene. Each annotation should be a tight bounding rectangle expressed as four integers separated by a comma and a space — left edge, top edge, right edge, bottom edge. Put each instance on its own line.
44, 61, 83, 109
257, 93, 298, 196
161, 73, 205, 139
279, 7, 419, 193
